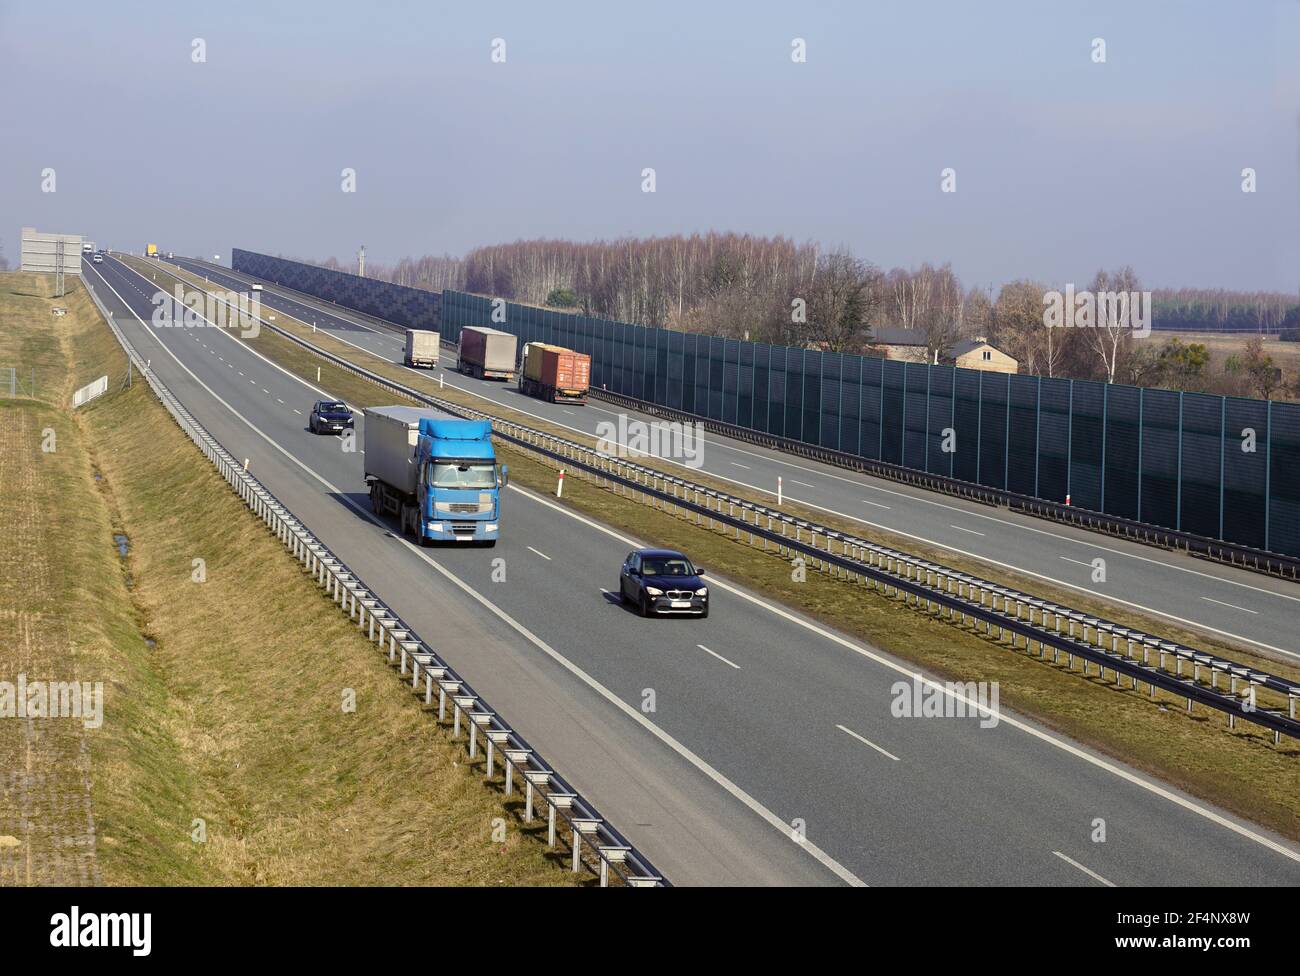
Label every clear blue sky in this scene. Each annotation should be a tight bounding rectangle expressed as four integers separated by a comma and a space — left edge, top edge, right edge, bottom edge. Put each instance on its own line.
2, 0, 1296, 292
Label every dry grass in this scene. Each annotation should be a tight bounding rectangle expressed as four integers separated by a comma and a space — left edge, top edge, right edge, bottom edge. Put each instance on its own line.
132, 260, 1300, 844
0, 270, 576, 886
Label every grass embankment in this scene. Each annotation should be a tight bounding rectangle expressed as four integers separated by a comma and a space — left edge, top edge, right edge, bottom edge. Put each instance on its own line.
0, 270, 573, 885
134, 258, 1300, 844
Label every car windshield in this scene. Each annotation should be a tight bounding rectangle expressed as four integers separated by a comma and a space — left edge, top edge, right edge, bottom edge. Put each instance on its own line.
319, 402, 347, 413
641, 556, 695, 577
430, 462, 496, 489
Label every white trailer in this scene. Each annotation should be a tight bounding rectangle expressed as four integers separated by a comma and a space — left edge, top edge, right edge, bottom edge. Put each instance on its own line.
404, 329, 440, 368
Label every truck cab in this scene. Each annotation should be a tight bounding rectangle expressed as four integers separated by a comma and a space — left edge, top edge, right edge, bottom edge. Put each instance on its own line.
414, 418, 505, 545
363, 406, 506, 547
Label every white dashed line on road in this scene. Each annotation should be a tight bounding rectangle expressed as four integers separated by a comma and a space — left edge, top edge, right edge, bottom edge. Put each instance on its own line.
1052, 851, 1115, 887
835, 725, 900, 761
697, 644, 741, 670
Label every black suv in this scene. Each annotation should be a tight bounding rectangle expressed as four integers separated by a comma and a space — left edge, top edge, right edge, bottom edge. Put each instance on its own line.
618, 548, 708, 618
309, 400, 354, 434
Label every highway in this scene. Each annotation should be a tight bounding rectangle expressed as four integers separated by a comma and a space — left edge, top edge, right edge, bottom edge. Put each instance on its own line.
168, 256, 1300, 667
89, 253, 1300, 886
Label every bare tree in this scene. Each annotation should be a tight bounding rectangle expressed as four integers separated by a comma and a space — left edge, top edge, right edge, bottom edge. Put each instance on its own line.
1086, 266, 1141, 383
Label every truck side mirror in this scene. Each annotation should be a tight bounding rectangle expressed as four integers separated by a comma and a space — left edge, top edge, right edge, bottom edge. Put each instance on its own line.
498, 464, 509, 488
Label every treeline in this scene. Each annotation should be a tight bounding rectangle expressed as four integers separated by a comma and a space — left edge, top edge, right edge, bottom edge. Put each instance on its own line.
1151, 289, 1300, 333
290, 234, 1300, 401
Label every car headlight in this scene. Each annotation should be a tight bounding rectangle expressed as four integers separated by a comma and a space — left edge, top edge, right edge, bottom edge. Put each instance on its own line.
645, 587, 663, 596
485, 524, 497, 532
695, 587, 708, 596
427, 522, 444, 532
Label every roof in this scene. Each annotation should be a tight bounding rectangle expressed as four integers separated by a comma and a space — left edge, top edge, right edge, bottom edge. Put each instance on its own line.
463, 325, 513, 336
634, 547, 689, 559
364, 405, 455, 426
871, 327, 928, 346
951, 338, 1010, 358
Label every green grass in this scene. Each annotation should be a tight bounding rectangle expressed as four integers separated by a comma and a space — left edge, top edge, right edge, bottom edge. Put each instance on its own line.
0, 271, 578, 886
132, 259, 1300, 845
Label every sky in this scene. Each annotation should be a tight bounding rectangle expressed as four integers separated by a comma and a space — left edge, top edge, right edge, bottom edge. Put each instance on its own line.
2, 0, 1297, 293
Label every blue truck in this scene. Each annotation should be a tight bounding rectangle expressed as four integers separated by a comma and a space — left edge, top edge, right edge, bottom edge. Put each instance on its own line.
363, 405, 506, 546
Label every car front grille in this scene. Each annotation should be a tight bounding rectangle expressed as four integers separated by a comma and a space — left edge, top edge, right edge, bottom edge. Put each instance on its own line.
664, 589, 695, 600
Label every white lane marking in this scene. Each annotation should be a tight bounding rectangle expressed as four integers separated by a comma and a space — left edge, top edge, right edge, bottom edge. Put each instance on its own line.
114, 258, 347, 405
293, 409, 302, 415
950, 524, 985, 536
87, 264, 866, 888
277, 398, 284, 404
505, 481, 1300, 868
731, 462, 751, 470
526, 546, 552, 561
1060, 556, 1094, 568
562, 409, 575, 416
790, 480, 817, 488
262, 388, 270, 394
158, 262, 1300, 658
1053, 851, 1116, 887
1202, 597, 1258, 615
861, 499, 891, 510
697, 644, 741, 670
835, 724, 900, 761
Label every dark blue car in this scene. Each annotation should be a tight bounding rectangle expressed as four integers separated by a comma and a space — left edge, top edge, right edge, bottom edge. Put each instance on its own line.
309, 400, 354, 434
618, 548, 708, 618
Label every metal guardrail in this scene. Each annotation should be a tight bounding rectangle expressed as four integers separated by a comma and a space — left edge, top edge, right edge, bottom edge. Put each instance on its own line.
82, 269, 667, 888
149, 260, 1300, 742
586, 388, 1300, 581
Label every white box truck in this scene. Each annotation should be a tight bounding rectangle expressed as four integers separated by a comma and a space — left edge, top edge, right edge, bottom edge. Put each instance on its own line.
403, 329, 439, 368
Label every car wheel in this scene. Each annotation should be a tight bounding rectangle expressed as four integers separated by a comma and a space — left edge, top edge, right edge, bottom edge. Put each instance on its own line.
619, 583, 630, 605
700, 604, 709, 619
639, 594, 652, 618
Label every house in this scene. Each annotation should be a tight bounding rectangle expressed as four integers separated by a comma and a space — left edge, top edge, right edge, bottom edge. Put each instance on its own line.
868, 327, 932, 364
950, 338, 1017, 374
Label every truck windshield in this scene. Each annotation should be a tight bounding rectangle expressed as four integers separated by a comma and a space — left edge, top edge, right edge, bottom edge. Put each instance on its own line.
429, 462, 496, 489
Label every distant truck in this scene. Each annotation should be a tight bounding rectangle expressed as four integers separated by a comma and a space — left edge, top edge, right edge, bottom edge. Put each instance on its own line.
403, 329, 439, 368
363, 405, 506, 546
520, 342, 591, 404
82, 242, 95, 254
457, 326, 517, 381
146, 243, 158, 257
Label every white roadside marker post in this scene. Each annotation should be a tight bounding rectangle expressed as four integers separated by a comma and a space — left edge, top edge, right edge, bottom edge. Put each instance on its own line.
777, 475, 783, 506
556, 469, 565, 498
